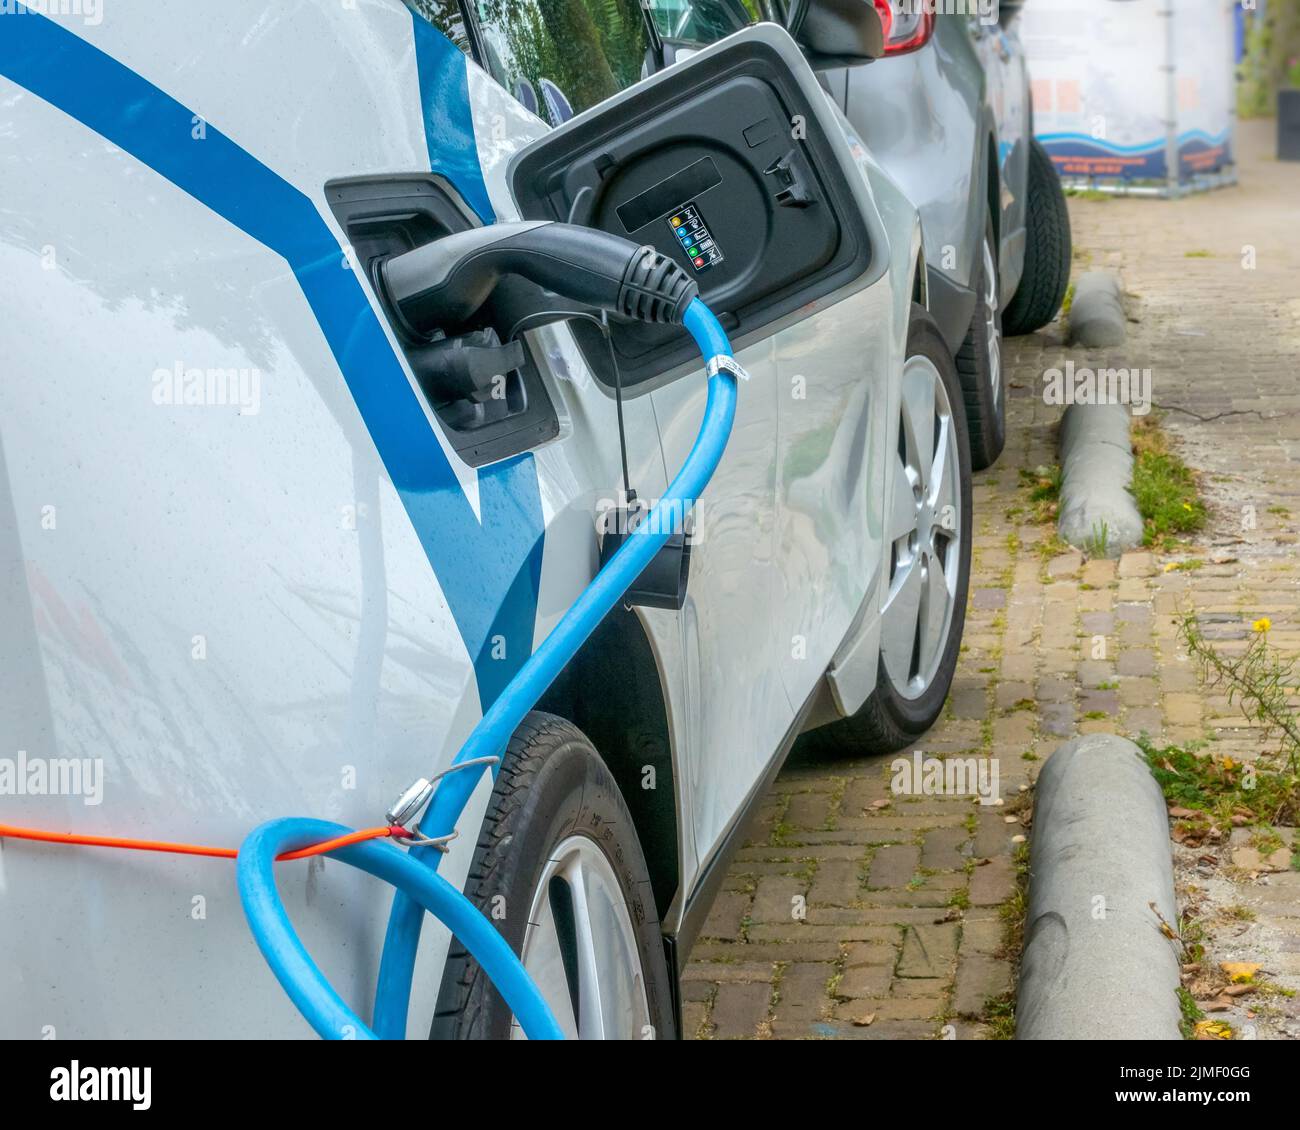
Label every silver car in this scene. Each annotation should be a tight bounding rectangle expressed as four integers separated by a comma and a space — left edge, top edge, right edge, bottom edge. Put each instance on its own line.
648, 1, 1074, 470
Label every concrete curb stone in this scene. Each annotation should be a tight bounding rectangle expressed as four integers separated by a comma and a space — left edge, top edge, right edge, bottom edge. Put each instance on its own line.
1017, 734, 1182, 1040
1068, 270, 1127, 348
1057, 400, 1144, 556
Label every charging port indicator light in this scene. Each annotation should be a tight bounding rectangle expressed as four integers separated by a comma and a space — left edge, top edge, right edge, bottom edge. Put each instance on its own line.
668, 203, 723, 273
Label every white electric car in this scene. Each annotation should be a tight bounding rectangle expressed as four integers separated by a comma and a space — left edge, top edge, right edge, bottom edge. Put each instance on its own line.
0, 0, 971, 1039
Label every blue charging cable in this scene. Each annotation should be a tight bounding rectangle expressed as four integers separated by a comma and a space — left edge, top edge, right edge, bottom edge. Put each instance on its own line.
237, 298, 738, 1040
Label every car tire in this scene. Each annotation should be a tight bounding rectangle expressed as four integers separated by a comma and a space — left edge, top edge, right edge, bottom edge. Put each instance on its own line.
430, 711, 676, 1040
812, 305, 973, 756
954, 215, 1005, 470
1002, 139, 1072, 337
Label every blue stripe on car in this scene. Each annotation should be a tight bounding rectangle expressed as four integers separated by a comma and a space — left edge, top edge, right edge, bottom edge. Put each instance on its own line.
408, 6, 496, 225
0, 7, 545, 711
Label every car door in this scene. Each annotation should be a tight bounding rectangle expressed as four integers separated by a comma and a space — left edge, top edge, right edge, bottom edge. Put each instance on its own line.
770, 219, 893, 714
504, 20, 894, 876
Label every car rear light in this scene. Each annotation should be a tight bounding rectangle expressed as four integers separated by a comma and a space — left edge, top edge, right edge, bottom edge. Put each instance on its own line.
871, 1, 935, 56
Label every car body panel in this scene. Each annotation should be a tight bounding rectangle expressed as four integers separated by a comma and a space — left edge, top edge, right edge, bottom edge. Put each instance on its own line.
844, 16, 988, 297
970, 12, 1030, 305
834, 10, 1034, 344
0, 0, 658, 1039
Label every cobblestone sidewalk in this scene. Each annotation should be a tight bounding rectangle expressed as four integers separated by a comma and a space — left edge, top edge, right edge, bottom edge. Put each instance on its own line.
682, 120, 1300, 1040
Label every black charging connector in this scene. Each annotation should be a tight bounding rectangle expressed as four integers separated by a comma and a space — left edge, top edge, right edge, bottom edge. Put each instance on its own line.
405, 330, 525, 406
377, 219, 703, 610
378, 220, 698, 336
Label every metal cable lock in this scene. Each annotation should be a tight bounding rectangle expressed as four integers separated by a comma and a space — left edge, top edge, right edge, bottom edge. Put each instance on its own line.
384, 755, 502, 853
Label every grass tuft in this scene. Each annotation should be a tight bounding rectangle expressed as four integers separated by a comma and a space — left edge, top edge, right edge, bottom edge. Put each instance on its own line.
1129, 417, 1207, 550
1020, 464, 1062, 524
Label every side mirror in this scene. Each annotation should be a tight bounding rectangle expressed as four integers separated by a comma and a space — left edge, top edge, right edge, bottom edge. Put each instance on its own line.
787, 0, 885, 68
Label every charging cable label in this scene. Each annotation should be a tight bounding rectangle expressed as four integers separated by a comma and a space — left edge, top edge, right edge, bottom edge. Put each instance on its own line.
706, 355, 750, 382
668, 203, 723, 272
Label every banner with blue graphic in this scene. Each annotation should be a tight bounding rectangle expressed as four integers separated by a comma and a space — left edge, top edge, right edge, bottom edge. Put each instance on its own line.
1019, 0, 1235, 186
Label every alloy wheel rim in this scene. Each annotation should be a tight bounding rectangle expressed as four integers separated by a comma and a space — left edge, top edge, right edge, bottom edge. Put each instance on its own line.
881, 355, 962, 701
512, 834, 651, 1040
983, 234, 1001, 406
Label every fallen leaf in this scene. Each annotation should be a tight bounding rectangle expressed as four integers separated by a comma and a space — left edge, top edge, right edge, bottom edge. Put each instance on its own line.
1223, 984, 1255, 998
1204, 996, 1234, 1012
1169, 806, 1198, 818
1149, 902, 1180, 941
1193, 1019, 1233, 1040
851, 1012, 876, 1028
868, 799, 891, 810
1220, 962, 1261, 983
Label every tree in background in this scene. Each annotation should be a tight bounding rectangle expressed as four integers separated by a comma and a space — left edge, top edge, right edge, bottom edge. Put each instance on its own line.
408, 0, 472, 51
1239, 0, 1300, 117
467, 0, 648, 125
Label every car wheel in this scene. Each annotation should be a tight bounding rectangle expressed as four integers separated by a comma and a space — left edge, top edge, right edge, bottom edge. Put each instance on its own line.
813, 305, 973, 755
954, 216, 1005, 470
1002, 139, 1073, 336
431, 712, 676, 1040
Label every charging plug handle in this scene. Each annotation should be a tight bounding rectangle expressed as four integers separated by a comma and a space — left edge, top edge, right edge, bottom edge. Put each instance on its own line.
379, 220, 698, 338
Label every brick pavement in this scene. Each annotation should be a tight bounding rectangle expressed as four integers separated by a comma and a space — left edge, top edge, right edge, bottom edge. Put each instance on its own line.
683, 120, 1300, 1039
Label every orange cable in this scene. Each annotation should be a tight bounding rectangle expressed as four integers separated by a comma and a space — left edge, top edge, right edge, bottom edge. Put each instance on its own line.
0, 822, 405, 862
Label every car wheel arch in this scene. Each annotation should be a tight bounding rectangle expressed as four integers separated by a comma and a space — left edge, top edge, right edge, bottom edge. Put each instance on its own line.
532, 604, 680, 921
985, 127, 1001, 251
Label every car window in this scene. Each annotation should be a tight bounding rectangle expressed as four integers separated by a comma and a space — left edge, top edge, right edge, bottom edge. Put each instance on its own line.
469, 0, 652, 126
407, 0, 474, 54
645, 0, 765, 46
